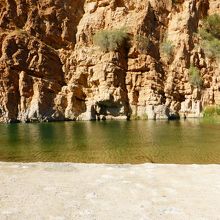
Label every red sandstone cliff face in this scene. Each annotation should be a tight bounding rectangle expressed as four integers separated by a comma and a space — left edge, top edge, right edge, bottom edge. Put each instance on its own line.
0, 0, 219, 122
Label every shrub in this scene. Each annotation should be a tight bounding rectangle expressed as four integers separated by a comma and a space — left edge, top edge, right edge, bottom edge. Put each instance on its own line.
203, 105, 220, 117
160, 39, 174, 57
199, 14, 220, 59
130, 114, 141, 120
201, 37, 220, 59
188, 65, 203, 88
199, 29, 214, 41
93, 28, 128, 52
141, 113, 148, 120
204, 14, 220, 39
130, 113, 148, 120
134, 35, 149, 53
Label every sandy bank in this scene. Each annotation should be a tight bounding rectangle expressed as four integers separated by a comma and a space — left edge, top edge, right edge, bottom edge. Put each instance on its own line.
0, 162, 219, 220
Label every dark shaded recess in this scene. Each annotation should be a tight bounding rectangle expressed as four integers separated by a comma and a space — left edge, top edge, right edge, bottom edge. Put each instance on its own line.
197, 0, 209, 19
168, 114, 180, 120
3, 35, 65, 86
188, 0, 209, 50
15, 0, 28, 28
97, 103, 122, 118
140, 3, 160, 60
4, 69, 20, 122
66, 0, 86, 46
1, 0, 86, 49
114, 0, 125, 8
182, 43, 192, 68
178, 94, 186, 103
0, 0, 28, 29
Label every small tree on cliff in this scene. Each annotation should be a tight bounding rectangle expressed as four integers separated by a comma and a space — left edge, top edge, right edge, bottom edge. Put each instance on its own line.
134, 34, 150, 54
93, 28, 128, 52
160, 39, 174, 57
188, 65, 203, 89
204, 14, 220, 39
199, 14, 220, 59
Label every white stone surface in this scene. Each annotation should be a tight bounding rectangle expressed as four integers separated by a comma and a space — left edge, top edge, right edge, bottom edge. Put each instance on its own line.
0, 162, 219, 220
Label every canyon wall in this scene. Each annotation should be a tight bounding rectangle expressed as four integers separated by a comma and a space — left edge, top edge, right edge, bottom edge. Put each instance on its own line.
0, 0, 220, 122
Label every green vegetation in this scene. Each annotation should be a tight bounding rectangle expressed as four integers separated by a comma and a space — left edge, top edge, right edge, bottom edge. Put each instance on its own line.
141, 113, 148, 120
134, 35, 149, 53
204, 14, 220, 39
199, 14, 220, 59
160, 39, 174, 57
130, 113, 148, 120
188, 65, 203, 88
199, 27, 220, 59
93, 28, 128, 52
203, 105, 220, 117
130, 114, 141, 120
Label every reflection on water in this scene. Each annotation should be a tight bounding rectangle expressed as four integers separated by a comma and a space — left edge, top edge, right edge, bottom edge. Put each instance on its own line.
0, 119, 220, 164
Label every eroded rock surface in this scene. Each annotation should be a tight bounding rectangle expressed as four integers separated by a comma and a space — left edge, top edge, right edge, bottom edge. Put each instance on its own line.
0, 0, 219, 122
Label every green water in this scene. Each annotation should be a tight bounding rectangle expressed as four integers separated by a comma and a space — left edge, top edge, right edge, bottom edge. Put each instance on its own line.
0, 119, 220, 164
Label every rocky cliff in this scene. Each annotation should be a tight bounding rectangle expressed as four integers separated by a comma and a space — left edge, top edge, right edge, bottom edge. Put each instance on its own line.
0, 0, 220, 122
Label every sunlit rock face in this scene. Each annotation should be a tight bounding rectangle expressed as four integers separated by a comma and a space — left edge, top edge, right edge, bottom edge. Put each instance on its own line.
0, 0, 219, 122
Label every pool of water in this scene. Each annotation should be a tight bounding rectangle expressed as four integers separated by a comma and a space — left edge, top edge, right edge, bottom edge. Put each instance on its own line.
0, 119, 220, 164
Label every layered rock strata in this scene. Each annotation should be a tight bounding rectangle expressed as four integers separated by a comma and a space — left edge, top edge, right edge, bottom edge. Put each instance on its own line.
0, 0, 219, 122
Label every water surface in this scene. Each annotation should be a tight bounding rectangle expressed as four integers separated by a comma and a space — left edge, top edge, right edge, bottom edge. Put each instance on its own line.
0, 120, 220, 164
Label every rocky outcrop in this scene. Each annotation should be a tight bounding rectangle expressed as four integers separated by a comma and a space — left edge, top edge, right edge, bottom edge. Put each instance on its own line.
0, 0, 219, 122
